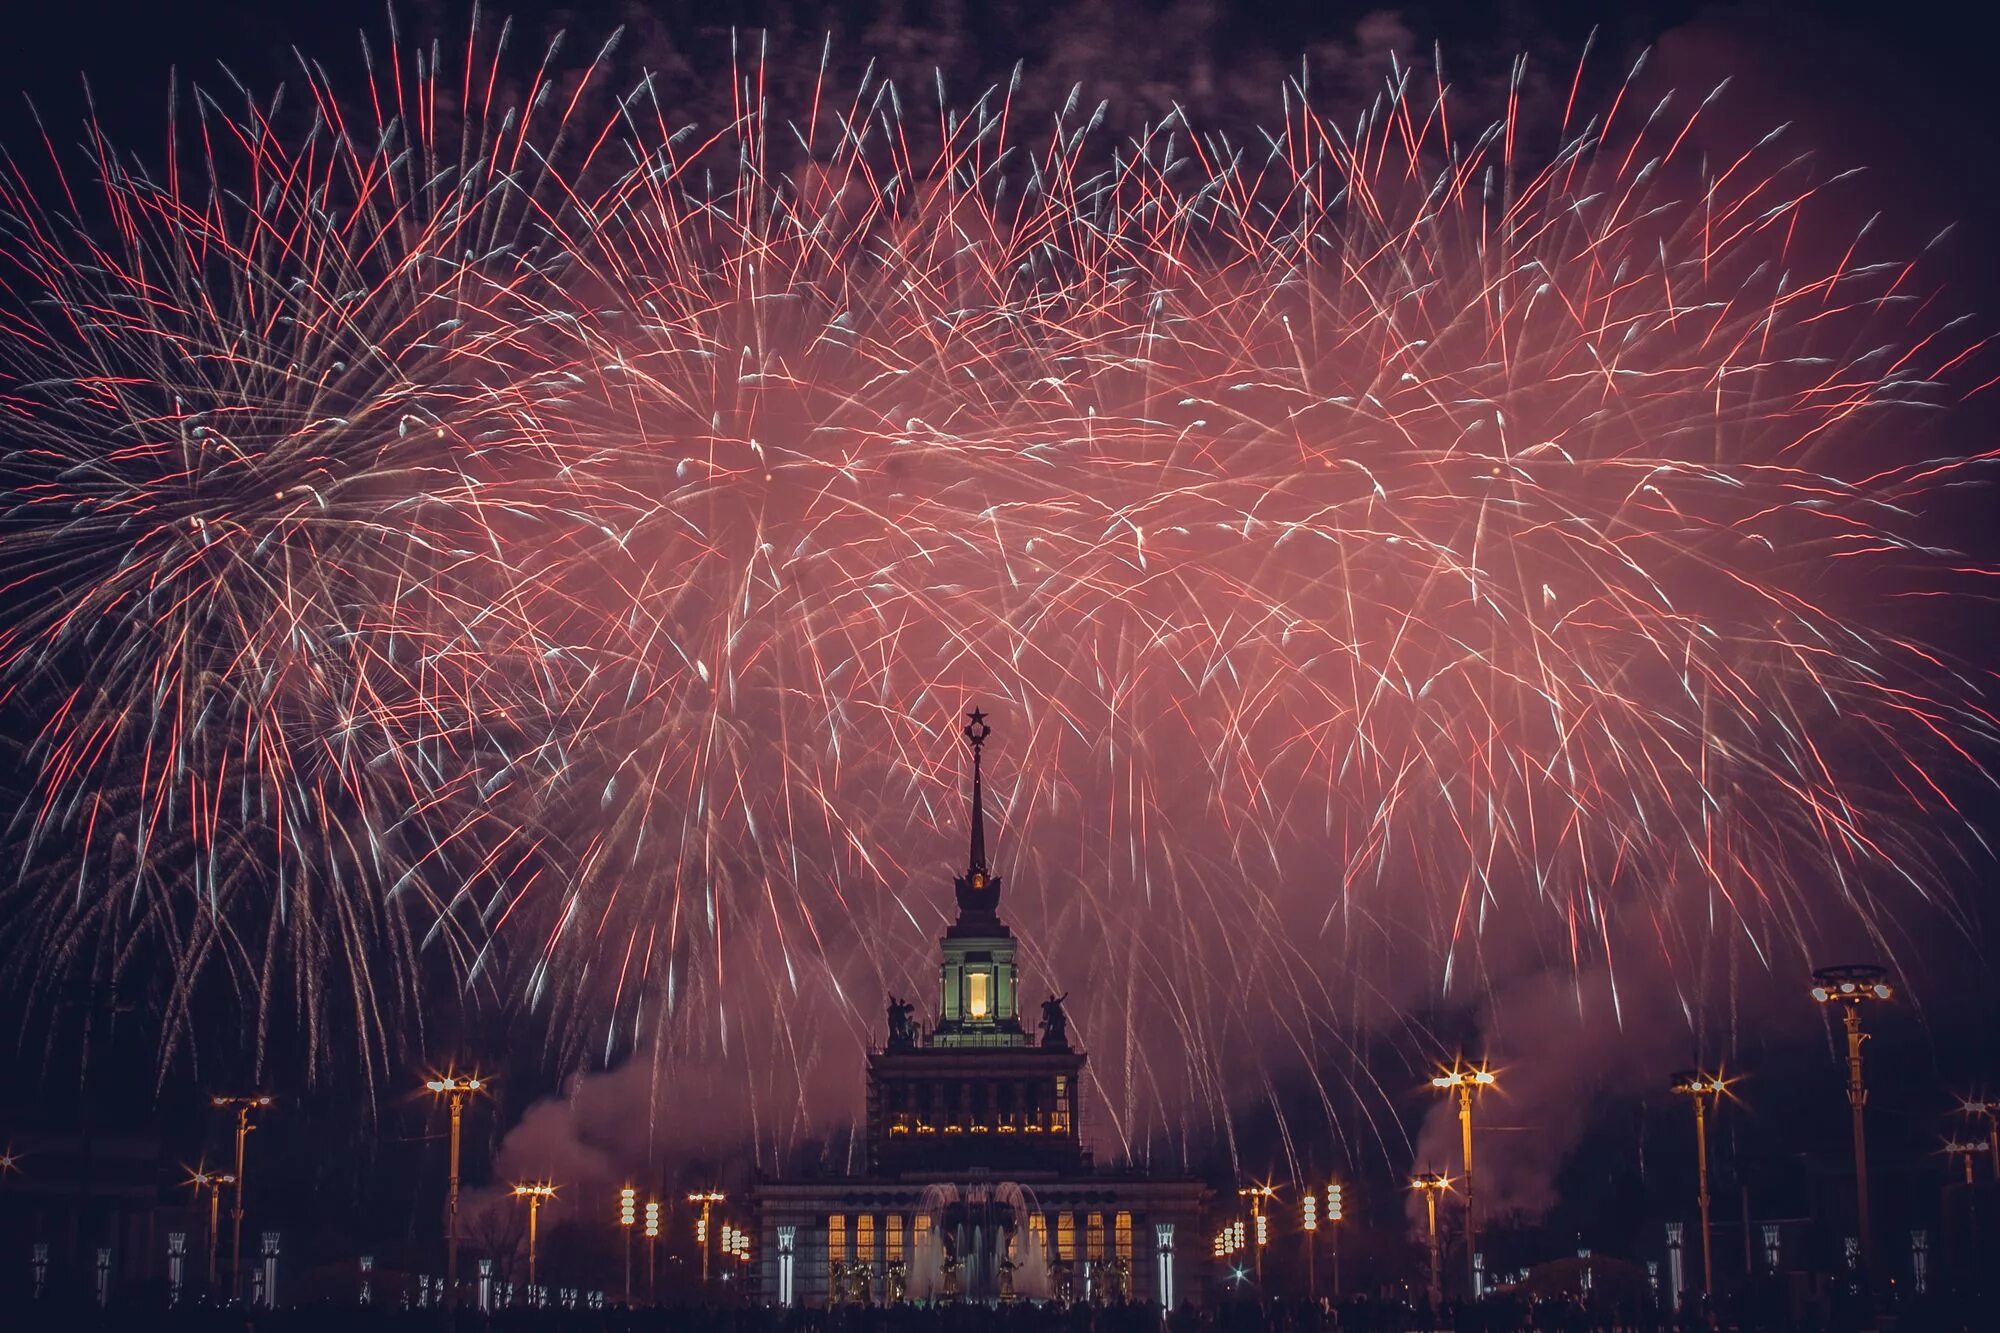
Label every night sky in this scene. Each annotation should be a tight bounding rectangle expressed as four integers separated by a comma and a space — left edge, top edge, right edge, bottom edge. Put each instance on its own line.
2, 0, 1998, 1275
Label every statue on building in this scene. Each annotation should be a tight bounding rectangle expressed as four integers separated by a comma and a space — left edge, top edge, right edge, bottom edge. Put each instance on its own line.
886, 994, 916, 1048
1039, 992, 1070, 1049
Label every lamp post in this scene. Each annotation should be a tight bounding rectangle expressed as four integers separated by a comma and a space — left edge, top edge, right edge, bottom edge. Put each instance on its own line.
689, 1191, 725, 1289
1670, 1070, 1728, 1297
1301, 1189, 1317, 1301
1943, 1139, 1988, 1186
187, 1168, 235, 1290
1810, 964, 1892, 1288
1237, 1185, 1275, 1289
1431, 1064, 1496, 1297
424, 1074, 483, 1310
1411, 1173, 1451, 1307
619, 1186, 637, 1305
1326, 1183, 1344, 1301
1960, 1098, 2000, 1180
511, 1183, 558, 1301
644, 1199, 661, 1303
211, 1094, 272, 1303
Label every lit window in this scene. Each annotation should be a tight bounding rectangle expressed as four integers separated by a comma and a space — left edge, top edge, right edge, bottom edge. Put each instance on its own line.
968, 970, 991, 1019
1057, 1212, 1076, 1261
857, 1214, 876, 1263
886, 1215, 905, 1263
1087, 1212, 1106, 1261
1115, 1212, 1133, 1261
828, 1215, 847, 1261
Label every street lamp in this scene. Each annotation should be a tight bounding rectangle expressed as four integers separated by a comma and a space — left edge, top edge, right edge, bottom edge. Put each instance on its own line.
722, 1223, 751, 1266
1959, 1098, 1999, 1181
423, 1073, 484, 1310
1670, 1069, 1729, 1298
511, 1183, 558, 1301
1431, 1063, 1496, 1297
1237, 1185, 1276, 1288
1326, 1183, 1344, 1301
1410, 1172, 1452, 1307
688, 1191, 726, 1287
185, 1167, 236, 1290
211, 1094, 273, 1303
644, 1199, 661, 1303
1943, 1138, 1989, 1185
619, 1186, 637, 1305
1810, 964, 1891, 1285
1301, 1188, 1317, 1301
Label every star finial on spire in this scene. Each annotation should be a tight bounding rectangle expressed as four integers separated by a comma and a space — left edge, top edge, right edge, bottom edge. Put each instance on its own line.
964, 708, 990, 883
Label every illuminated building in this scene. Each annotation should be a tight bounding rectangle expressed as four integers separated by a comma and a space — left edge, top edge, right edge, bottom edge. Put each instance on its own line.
753, 712, 1208, 1307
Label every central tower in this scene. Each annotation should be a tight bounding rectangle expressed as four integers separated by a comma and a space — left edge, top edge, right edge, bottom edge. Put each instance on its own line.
931, 710, 1028, 1047
755, 708, 1212, 1311
865, 709, 1084, 1174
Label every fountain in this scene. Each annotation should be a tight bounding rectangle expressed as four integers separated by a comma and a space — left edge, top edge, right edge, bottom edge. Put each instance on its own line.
908, 1183, 956, 1301
906, 1179, 1051, 1304
992, 1181, 1051, 1300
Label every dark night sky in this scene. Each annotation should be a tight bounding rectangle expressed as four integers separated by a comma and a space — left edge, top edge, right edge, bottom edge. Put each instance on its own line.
2, 0, 1998, 1263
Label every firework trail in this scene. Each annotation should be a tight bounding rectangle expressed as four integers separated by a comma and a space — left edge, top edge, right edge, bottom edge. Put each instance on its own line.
0, 13, 631, 1090
2, 20, 1993, 1173
494, 46, 1997, 1171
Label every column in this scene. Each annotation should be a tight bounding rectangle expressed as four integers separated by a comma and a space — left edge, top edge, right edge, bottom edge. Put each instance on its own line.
778, 1225, 797, 1307
1665, 1223, 1684, 1311
168, 1232, 187, 1305
260, 1232, 280, 1308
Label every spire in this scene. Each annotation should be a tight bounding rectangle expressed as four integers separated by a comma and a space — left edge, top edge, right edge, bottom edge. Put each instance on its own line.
964, 708, 990, 882
952, 708, 1003, 923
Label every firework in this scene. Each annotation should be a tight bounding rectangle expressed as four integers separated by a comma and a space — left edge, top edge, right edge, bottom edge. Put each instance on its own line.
0, 14, 628, 1088
1, 22, 1992, 1165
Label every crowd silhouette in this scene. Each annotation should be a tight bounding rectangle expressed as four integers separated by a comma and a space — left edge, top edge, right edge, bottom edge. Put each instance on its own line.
6, 1287, 1992, 1333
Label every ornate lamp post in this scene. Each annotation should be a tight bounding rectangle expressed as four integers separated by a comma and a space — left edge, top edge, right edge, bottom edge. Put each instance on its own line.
1960, 1098, 2000, 1180
1411, 1173, 1451, 1307
644, 1199, 661, 1303
1943, 1138, 1989, 1186
1810, 964, 1892, 1286
1301, 1188, 1317, 1301
1237, 1185, 1276, 1288
211, 1094, 273, 1303
186, 1167, 236, 1290
1326, 1183, 1344, 1301
1670, 1070, 1728, 1297
510, 1183, 558, 1300
619, 1187, 637, 1304
1431, 1064, 1495, 1296
688, 1191, 726, 1289
424, 1074, 483, 1310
